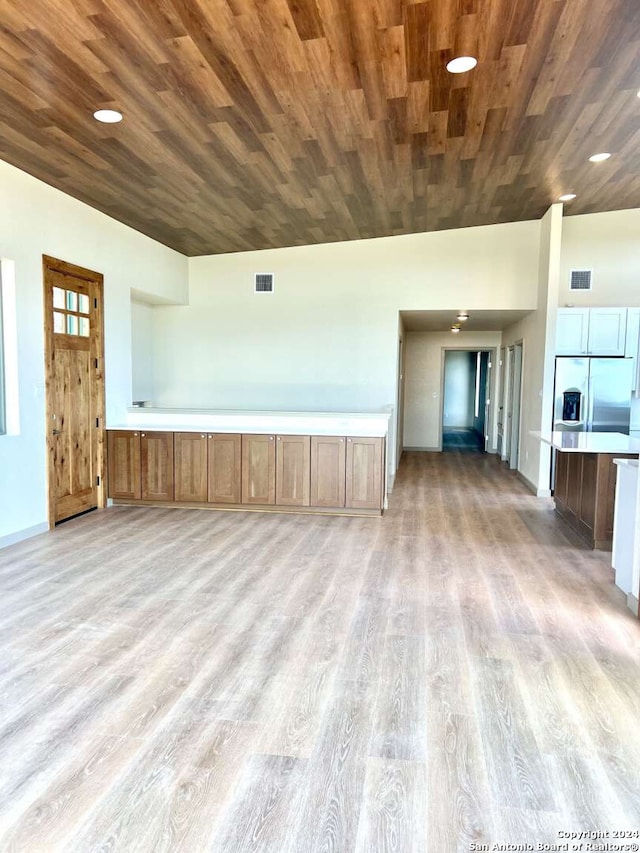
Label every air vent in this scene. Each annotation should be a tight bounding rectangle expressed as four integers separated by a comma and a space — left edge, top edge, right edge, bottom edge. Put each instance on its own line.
570, 269, 592, 291
255, 273, 274, 293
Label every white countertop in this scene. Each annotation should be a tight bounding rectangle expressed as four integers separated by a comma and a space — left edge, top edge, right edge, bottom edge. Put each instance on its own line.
108, 408, 392, 438
532, 431, 640, 454
613, 458, 639, 468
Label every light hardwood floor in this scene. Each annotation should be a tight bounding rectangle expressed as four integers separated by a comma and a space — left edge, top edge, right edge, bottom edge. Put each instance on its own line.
1, 451, 640, 852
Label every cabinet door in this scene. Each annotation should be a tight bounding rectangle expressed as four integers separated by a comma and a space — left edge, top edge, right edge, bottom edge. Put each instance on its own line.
310, 436, 346, 508
242, 434, 276, 505
140, 432, 174, 501
208, 434, 241, 504
174, 432, 207, 502
566, 453, 583, 516
107, 431, 141, 499
553, 450, 569, 505
556, 308, 589, 355
276, 435, 311, 506
346, 436, 384, 510
588, 308, 627, 355
578, 452, 598, 535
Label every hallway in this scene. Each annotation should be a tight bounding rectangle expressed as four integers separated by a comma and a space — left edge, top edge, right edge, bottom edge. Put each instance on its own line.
442, 426, 485, 452
0, 451, 638, 851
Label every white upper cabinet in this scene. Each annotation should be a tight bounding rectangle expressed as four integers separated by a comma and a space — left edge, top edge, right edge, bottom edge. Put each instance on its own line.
556, 307, 627, 356
556, 308, 589, 355
588, 308, 627, 355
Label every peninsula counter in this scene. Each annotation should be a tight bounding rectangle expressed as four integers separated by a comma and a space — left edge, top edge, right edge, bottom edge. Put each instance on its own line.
106, 408, 391, 517
537, 432, 640, 550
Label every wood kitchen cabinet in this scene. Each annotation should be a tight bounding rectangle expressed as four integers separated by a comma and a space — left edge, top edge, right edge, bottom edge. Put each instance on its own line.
554, 450, 635, 549
346, 436, 384, 510
276, 435, 310, 506
553, 449, 569, 506
107, 430, 141, 500
208, 433, 241, 504
141, 431, 174, 501
310, 436, 346, 508
242, 434, 276, 505
565, 453, 583, 516
174, 432, 208, 502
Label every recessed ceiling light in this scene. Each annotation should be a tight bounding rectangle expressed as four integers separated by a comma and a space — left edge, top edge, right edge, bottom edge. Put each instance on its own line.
457, 313, 469, 321
93, 109, 123, 123
451, 326, 461, 334
559, 193, 577, 202
446, 56, 477, 74
589, 152, 611, 162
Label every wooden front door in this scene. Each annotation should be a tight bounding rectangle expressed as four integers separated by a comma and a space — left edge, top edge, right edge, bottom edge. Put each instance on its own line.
43, 256, 105, 525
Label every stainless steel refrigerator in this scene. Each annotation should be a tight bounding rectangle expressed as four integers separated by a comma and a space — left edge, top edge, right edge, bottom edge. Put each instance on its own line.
553, 357, 633, 433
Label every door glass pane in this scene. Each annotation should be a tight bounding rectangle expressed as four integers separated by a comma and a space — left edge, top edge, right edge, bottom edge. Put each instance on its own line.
78, 293, 90, 314
53, 287, 65, 309
79, 317, 90, 337
53, 312, 65, 334
66, 290, 78, 312
67, 314, 78, 336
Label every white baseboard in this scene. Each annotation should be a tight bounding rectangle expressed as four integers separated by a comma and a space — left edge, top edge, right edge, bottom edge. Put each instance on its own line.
0, 522, 49, 551
386, 472, 395, 503
515, 470, 539, 495
403, 446, 441, 452
627, 593, 638, 617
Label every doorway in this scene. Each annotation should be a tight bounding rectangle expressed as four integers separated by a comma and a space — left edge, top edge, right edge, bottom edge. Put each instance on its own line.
43, 256, 106, 526
442, 350, 492, 452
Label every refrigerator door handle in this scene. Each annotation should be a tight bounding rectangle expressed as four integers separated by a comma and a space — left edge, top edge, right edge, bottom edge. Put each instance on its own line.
587, 375, 595, 431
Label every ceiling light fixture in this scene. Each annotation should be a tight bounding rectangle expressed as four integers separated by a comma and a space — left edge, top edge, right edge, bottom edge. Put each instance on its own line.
93, 109, 123, 123
559, 193, 577, 202
446, 56, 477, 74
451, 325, 461, 334
589, 153, 611, 163
457, 312, 469, 321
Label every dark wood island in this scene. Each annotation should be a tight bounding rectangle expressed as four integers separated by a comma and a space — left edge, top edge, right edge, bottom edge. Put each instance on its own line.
546, 432, 640, 550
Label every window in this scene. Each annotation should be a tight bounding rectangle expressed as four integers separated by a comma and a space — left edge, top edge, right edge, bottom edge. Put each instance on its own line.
0, 259, 18, 437
52, 285, 90, 338
0, 263, 5, 435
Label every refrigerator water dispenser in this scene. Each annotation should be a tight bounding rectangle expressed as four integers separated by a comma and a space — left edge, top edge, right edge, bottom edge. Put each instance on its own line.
562, 390, 581, 422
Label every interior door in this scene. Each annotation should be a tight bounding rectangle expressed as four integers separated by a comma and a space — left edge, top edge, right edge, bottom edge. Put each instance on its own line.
504, 347, 514, 461
483, 352, 492, 452
43, 256, 105, 525
497, 347, 506, 456
509, 343, 523, 470
396, 334, 405, 467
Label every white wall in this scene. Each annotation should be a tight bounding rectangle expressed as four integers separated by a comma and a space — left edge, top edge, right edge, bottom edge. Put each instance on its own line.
502, 204, 563, 494
443, 351, 475, 428
131, 301, 155, 403
152, 221, 541, 479
559, 209, 640, 308
403, 332, 502, 450
0, 160, 188, 545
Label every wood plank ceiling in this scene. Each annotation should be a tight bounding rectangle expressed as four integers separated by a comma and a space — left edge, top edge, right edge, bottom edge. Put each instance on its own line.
1, 0, 639, 256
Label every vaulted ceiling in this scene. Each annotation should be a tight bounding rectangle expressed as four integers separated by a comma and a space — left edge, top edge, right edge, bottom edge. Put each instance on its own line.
1, 0, 639, 256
